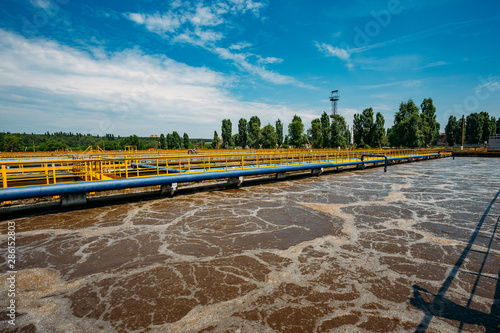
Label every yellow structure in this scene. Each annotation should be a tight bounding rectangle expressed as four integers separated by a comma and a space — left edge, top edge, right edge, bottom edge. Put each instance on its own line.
0, 148, 451, 190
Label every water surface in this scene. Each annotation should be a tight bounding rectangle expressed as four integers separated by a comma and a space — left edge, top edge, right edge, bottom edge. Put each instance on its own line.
1, 157, 499, 332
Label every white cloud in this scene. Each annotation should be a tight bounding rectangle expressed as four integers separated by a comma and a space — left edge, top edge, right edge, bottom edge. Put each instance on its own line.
189, 4, 224, 26
314, 42, 350, 61
126, 12, 182, 34
420, 61, 448, 69
123, 1, 310, 88
0, 30, 305, 136
257, 56, 283, 64
212, 47, 313, 88
229, 42, 252, 50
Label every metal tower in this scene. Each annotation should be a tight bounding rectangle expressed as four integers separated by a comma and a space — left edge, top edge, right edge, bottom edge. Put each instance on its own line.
329, 90, 339, 118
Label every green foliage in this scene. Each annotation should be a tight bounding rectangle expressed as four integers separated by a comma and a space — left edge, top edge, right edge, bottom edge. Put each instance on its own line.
465, 113, 484, 144
0, 132, 4, 151
420, 98, 440, 146
231, 134, 238, 148
465, 111, 496, 144
221, 119, 232, 148
0, 131, 197, 152
389, 99, 424, 147
372, 112, 385, 147
159, 134, 166, 149
275, 119, 283, 147
361, 108, 374, 146
330, 115, 348, 148
288, 115, 304, 148
353, 108, 373, 146
261, 124, 277, 148
445, 116, 460, 147
4, 134, 24, 152
171, 131, 181, 149
353, 113, 364, 146
480, 112, 495, 142
166, 134, 173, 149
237, 118, 248, 147
247, 116, 261, 148
320, 112, 330, 148
183, 133, 190, 149
212, 131, 219, 149
122, 135, 143, 150
353, 108, 385, 147
309, 119, 322, 148
497, 118, 500, 135
44, 139, 67, 151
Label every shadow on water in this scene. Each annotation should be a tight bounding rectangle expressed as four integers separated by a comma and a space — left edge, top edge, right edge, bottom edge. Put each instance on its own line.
410, 189, 500, 332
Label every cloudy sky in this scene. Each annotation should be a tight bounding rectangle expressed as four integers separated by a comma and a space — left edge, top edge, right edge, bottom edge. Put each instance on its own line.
0, 0, 499, 137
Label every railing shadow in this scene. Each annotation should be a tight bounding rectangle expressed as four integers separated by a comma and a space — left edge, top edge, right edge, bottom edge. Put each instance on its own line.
410, 190, 500, 332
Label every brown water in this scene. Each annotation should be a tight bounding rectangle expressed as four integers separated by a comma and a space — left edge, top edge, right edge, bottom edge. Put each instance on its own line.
1, 157, 499, 332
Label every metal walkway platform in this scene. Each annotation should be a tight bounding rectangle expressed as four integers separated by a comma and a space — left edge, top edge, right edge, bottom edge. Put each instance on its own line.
0, 149, 452, 203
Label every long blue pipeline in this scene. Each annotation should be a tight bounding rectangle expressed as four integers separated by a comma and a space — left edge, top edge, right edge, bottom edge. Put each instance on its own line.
0, 154, 441, 201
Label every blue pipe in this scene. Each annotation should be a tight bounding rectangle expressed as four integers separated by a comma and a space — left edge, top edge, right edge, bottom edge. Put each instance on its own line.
361, 154, 388, 172
0, 154, 441, 201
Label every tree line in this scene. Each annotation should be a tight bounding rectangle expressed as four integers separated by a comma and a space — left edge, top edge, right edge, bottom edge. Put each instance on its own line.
2, 97, 497, 152
213, 112, 353, 149
387, 98, 440, 147
0, 131, 199, 152
213, 97, 440, 149
445, 112, 498, 146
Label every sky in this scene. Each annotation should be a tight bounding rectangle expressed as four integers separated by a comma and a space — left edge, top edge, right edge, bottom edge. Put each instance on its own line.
0, 0, 499, 138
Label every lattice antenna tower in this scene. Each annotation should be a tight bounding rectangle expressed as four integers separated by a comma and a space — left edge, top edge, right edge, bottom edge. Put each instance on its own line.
329, 90, 339, 118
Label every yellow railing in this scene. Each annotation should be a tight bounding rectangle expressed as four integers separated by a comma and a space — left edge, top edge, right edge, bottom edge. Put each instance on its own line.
0, 149, 445, 189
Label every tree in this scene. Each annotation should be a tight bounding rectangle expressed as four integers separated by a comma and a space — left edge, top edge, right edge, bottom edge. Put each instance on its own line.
172, 131, 182, 149
288, 115, 304, 148
247, 116, 261, 148
353, 108, 374, 147
212, 131, 219, 149
361, 108, 375, 146
221, 119, 232, 148
183, 133, 190, 149
480, 112, 495, 143
45, 139, 67, 151
465, 113, 483, 144
420, 98, 440, 146
4, 134, 24, 152
276, 119, 283, 147
261, 124, 277, 148
166, 133, 174, 149
372, 112, 386, 147
353, 113, 364, 146
389, 99, 423, 147
320, 111, 330, 148
237, 118, 248, 147
0, 132, 4, 151
330, 115, 348, 148
497, 118, 500, 135
309, 118, 322, 148
123, 134, 142, 150
445, 116, 460, 147
159, 134, 166, 149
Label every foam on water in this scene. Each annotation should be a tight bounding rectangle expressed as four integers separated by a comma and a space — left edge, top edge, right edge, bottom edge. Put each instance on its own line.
1, 157, 499, 332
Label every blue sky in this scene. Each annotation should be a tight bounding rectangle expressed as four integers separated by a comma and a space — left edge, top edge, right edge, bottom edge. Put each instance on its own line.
0, 0, 499, 137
